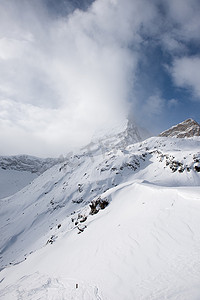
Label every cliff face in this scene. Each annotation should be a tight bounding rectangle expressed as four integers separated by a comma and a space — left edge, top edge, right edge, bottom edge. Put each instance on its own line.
159, 118, 200, 138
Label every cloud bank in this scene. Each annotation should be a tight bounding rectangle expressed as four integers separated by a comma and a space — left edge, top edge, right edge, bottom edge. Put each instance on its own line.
0, 0, 200, 156
0, 0, 156, 156
171, 56, 200, 99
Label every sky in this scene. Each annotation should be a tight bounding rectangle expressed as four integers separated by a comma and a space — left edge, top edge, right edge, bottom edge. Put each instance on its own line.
0, 0, 200, 157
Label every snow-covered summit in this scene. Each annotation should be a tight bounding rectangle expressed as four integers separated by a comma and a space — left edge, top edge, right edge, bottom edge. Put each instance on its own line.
159, 118, 200, 138
83, 118, 150, 155
113, 118, 150, 148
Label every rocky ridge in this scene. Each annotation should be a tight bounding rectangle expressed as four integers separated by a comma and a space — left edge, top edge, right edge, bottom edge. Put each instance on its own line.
159, 118, 200, 138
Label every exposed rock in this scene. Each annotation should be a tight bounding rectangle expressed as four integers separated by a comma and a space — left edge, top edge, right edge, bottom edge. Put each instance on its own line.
194, 166, 200, 172
46, 235, 57, 245
159, 119, 200, 138
89, 197, 109, 215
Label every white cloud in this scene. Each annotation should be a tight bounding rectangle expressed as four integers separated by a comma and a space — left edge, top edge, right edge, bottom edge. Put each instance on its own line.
2, 0, 199, 157
168, 98, 179, 108
171, 56, 200, 99
143, 94, 165, 116
0, 0, 158, 157
161, 34, 186, 54
164, 0, 200, 42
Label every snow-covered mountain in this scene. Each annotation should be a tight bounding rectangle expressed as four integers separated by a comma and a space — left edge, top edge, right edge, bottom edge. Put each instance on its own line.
159, 118, 200, 138
0, 155, 61, 199
0, 119, 200, 299
0, 155, 61, 174
82, 118, 150, 155
0, 119, 147, 200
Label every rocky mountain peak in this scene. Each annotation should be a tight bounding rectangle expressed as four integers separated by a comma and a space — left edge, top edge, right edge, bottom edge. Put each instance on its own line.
159, 118, 200, 138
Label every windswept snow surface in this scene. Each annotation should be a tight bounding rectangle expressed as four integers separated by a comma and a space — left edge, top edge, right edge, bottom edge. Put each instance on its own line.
0, 136, 200, 299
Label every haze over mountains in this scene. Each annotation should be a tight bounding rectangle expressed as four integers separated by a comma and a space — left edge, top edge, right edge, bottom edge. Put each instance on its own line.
0, 119, 200, 299
0, 119, 148, 199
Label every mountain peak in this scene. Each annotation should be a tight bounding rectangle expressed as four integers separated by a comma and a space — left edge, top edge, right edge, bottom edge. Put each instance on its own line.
85, 119, 150, 154
115, 119, 150, 147
159, 118, 200, 138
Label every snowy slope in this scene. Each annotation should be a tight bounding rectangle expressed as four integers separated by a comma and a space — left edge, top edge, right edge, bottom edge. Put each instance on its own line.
0, 135, 200, 299
1, 182, 200, 300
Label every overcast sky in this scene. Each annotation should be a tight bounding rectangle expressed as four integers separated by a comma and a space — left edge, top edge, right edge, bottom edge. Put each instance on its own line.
0, 0, 200, 157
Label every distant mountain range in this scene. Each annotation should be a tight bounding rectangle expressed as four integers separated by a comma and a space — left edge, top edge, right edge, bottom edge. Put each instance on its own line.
0, 155, 61, 175
0, 155, 62, 199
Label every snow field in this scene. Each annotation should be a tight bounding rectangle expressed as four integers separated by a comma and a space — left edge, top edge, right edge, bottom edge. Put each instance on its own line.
0, 136, 200, 299
1, 182, 200, 299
